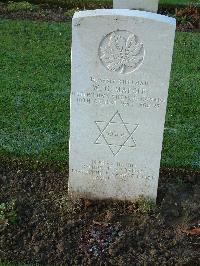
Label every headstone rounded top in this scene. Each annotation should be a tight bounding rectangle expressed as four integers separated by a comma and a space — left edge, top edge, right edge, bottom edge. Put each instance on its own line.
73, 9, 176, 26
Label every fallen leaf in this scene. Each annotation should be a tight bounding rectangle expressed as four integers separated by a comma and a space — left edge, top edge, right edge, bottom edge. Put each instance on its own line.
92, 220, 108, 227
182, 228, 200, 236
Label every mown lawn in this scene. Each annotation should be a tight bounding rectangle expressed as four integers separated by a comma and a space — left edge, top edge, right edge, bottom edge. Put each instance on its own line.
26, 0, 200, 8
0, 20, 199, 169
123, 0, 199, 6
86, 0, 200, 6
0, 20, 71, 162
160, 0, 200, 6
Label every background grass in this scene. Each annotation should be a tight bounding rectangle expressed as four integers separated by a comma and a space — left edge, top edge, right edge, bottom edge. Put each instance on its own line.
160, 0, 200, 6
0, 20, 199, 169
0, 20, 71, 162
3, 0, 200, 9
163, 31, 200, 169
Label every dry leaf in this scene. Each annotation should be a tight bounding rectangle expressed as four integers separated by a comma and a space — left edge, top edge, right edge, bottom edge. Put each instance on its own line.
182, 228, 200, 236
92, 220, 108, 227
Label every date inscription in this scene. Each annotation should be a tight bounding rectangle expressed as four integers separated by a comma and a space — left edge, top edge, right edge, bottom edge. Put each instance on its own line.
71, 77, 165, 109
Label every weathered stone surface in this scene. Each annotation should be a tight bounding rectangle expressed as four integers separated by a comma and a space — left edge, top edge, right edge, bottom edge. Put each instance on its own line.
69, 9, 176, 201
113, 0, 159, 13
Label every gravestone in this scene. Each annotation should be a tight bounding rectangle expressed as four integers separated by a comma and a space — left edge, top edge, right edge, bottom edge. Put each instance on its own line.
113, 0, 159, 13
69, 9, 176, 201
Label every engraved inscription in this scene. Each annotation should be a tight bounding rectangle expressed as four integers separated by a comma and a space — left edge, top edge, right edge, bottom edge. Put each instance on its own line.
99, 30, 145, 74
71, 76, 166, 109
94, 111, 139, 156
71, 160, 155, 182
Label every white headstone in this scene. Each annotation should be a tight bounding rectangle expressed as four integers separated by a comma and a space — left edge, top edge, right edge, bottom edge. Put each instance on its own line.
69, 9, 176, 201
113, 0, 159, 13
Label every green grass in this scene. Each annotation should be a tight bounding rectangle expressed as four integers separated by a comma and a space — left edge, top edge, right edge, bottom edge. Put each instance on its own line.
83, 0, 200, 6
160, 0, 200, 6
7, 1, 39, 12
0, 20, 71, 162
160, 0, 199, 5
0, 20, 199, 169
163, 31, 200, 169
26, 0, 200, 8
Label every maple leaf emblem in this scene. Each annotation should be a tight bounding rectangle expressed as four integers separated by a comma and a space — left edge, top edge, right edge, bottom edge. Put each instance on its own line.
99, 30, 145, 74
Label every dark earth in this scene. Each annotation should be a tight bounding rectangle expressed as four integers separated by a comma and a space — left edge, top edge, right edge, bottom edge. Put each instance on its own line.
0, 157, 199, 265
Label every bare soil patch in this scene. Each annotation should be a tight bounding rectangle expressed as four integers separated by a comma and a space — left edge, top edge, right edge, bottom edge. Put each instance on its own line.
0, 158, 199, 265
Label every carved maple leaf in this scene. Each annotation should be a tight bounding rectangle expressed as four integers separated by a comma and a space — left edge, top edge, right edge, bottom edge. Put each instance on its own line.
100, 32, 144, 74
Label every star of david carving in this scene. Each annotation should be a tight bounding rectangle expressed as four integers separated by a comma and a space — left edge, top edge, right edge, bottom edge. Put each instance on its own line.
94, 111, 139, 156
